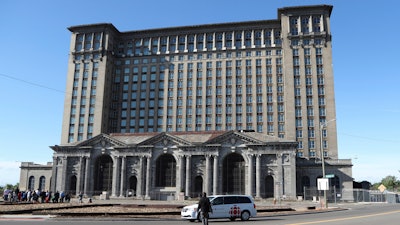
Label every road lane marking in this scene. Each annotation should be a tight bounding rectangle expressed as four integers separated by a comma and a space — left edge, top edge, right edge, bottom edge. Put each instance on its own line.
286, 210, 400, 225
0, 215, 53, 221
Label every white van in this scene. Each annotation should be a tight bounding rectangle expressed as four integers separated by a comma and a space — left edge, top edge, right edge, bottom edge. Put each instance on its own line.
181, 195, 257, 222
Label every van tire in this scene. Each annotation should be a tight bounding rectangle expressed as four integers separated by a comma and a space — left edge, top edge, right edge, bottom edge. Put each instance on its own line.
240, 211, 251, 221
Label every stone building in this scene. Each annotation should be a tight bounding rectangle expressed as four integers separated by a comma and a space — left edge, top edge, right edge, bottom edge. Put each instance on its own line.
19, 4, 354, 201
19, 162, 52, 192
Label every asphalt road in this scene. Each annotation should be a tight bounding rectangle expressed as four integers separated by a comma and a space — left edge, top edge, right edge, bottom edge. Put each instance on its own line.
1, 203, 399, 225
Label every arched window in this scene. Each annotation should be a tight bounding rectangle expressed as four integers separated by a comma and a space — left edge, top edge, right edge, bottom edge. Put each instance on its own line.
156, 154, 176, 187
223, 153, 245, 194
38, 176, 46, 191
28, 176, 35, 190
94, 155, 113, 195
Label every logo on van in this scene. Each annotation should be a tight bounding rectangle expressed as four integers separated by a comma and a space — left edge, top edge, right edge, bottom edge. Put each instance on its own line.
229, 205, 241, 217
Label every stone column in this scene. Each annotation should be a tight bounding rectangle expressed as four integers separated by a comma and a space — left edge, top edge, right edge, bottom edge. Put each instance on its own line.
247, 153, 254, 195
120, 156, 126, 197
84, 156, 91, 196
193, 34, 197, 52
320, 15, 325, 32
256, 154, 261, 198
76, 157, 83, 193
111, 156, 120, 197
137, 157, 143, 197
166, 36, 170, 54
213, 155, 218, 195
222, 32, 226, 50
145, 156, 151, 199
61, 156, 68, 192
251, 30, 255, 47
148, 37, 152, 53
175, 35, 179, 53
276, 154, 283, 199
212, 32, 216, 50
184, 35, 188, 52
205, 155, 211, 195
203, 33, 206, 51
185, 156, 191, 197
50, 156, 58, 192
271, 29, 275, 47
178, 155, 184, 194
241, 30, 245, 48
232, 31, 236, 49
261, 29, 265, 47
157, 37, 161, 54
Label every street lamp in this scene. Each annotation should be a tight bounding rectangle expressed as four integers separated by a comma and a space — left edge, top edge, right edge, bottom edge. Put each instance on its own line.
319, 118, 335, 209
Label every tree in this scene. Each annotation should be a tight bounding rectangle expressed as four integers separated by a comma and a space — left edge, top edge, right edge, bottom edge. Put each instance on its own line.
0, 183, 19, 197
380, 175, 400, 191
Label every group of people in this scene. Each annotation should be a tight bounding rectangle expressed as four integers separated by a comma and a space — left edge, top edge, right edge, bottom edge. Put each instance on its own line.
2, 188, 71, 204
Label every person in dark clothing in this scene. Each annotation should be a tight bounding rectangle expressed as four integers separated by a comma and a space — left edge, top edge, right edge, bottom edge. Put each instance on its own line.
197, 192, 213, 225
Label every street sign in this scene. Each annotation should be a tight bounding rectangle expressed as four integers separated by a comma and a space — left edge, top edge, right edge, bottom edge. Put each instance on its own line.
317, 178, 329, 190
325, 174, 334, 178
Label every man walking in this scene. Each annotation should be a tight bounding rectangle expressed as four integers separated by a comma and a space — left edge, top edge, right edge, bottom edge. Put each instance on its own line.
197, 192, 213, 225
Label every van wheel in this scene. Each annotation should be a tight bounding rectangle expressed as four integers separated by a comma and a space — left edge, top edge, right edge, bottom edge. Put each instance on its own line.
241, 211, 250, 221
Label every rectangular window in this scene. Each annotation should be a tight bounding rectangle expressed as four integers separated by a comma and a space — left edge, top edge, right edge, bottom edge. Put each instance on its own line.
296, 130, 303, 138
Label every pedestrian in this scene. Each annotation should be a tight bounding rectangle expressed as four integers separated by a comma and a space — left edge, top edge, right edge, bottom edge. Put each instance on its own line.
65, 193, 71, 202
78, 192, 83, 203
60, 191, 65, 203
197, 192, 213, 225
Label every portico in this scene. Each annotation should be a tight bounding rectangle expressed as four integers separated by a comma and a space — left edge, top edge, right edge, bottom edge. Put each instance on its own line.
50, 131, 298, 200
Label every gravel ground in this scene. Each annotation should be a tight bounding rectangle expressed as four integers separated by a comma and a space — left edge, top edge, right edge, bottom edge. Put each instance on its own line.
0, 200, 326, 219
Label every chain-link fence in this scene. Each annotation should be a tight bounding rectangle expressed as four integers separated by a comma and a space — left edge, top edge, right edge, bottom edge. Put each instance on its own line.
302, 187, 399, 203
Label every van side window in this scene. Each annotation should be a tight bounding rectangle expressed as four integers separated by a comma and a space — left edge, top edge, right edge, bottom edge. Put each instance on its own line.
238, 196, 252, 203
224, 196, 238, 204
212, 197, 223, 205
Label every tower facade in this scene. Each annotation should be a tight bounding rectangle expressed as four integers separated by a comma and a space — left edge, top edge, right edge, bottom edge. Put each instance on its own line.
62, 5, 337, 161
55, 5, 353, 200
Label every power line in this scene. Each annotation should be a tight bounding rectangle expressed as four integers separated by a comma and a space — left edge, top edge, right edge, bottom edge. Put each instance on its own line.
0, 73, 66, 94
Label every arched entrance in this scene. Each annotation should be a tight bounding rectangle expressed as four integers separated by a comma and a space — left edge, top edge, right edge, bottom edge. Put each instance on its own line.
155, 154, 176, 187
70, 175, 77, 194
301, 176, 310, 193
194, 176, 203, 197
129, 176, 137, 196
264, 175, 274, 198
222, 153, 245, 194
94, 155, 113, 195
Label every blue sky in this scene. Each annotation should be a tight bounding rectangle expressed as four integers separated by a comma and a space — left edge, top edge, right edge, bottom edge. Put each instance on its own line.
1, 0, 399, 186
